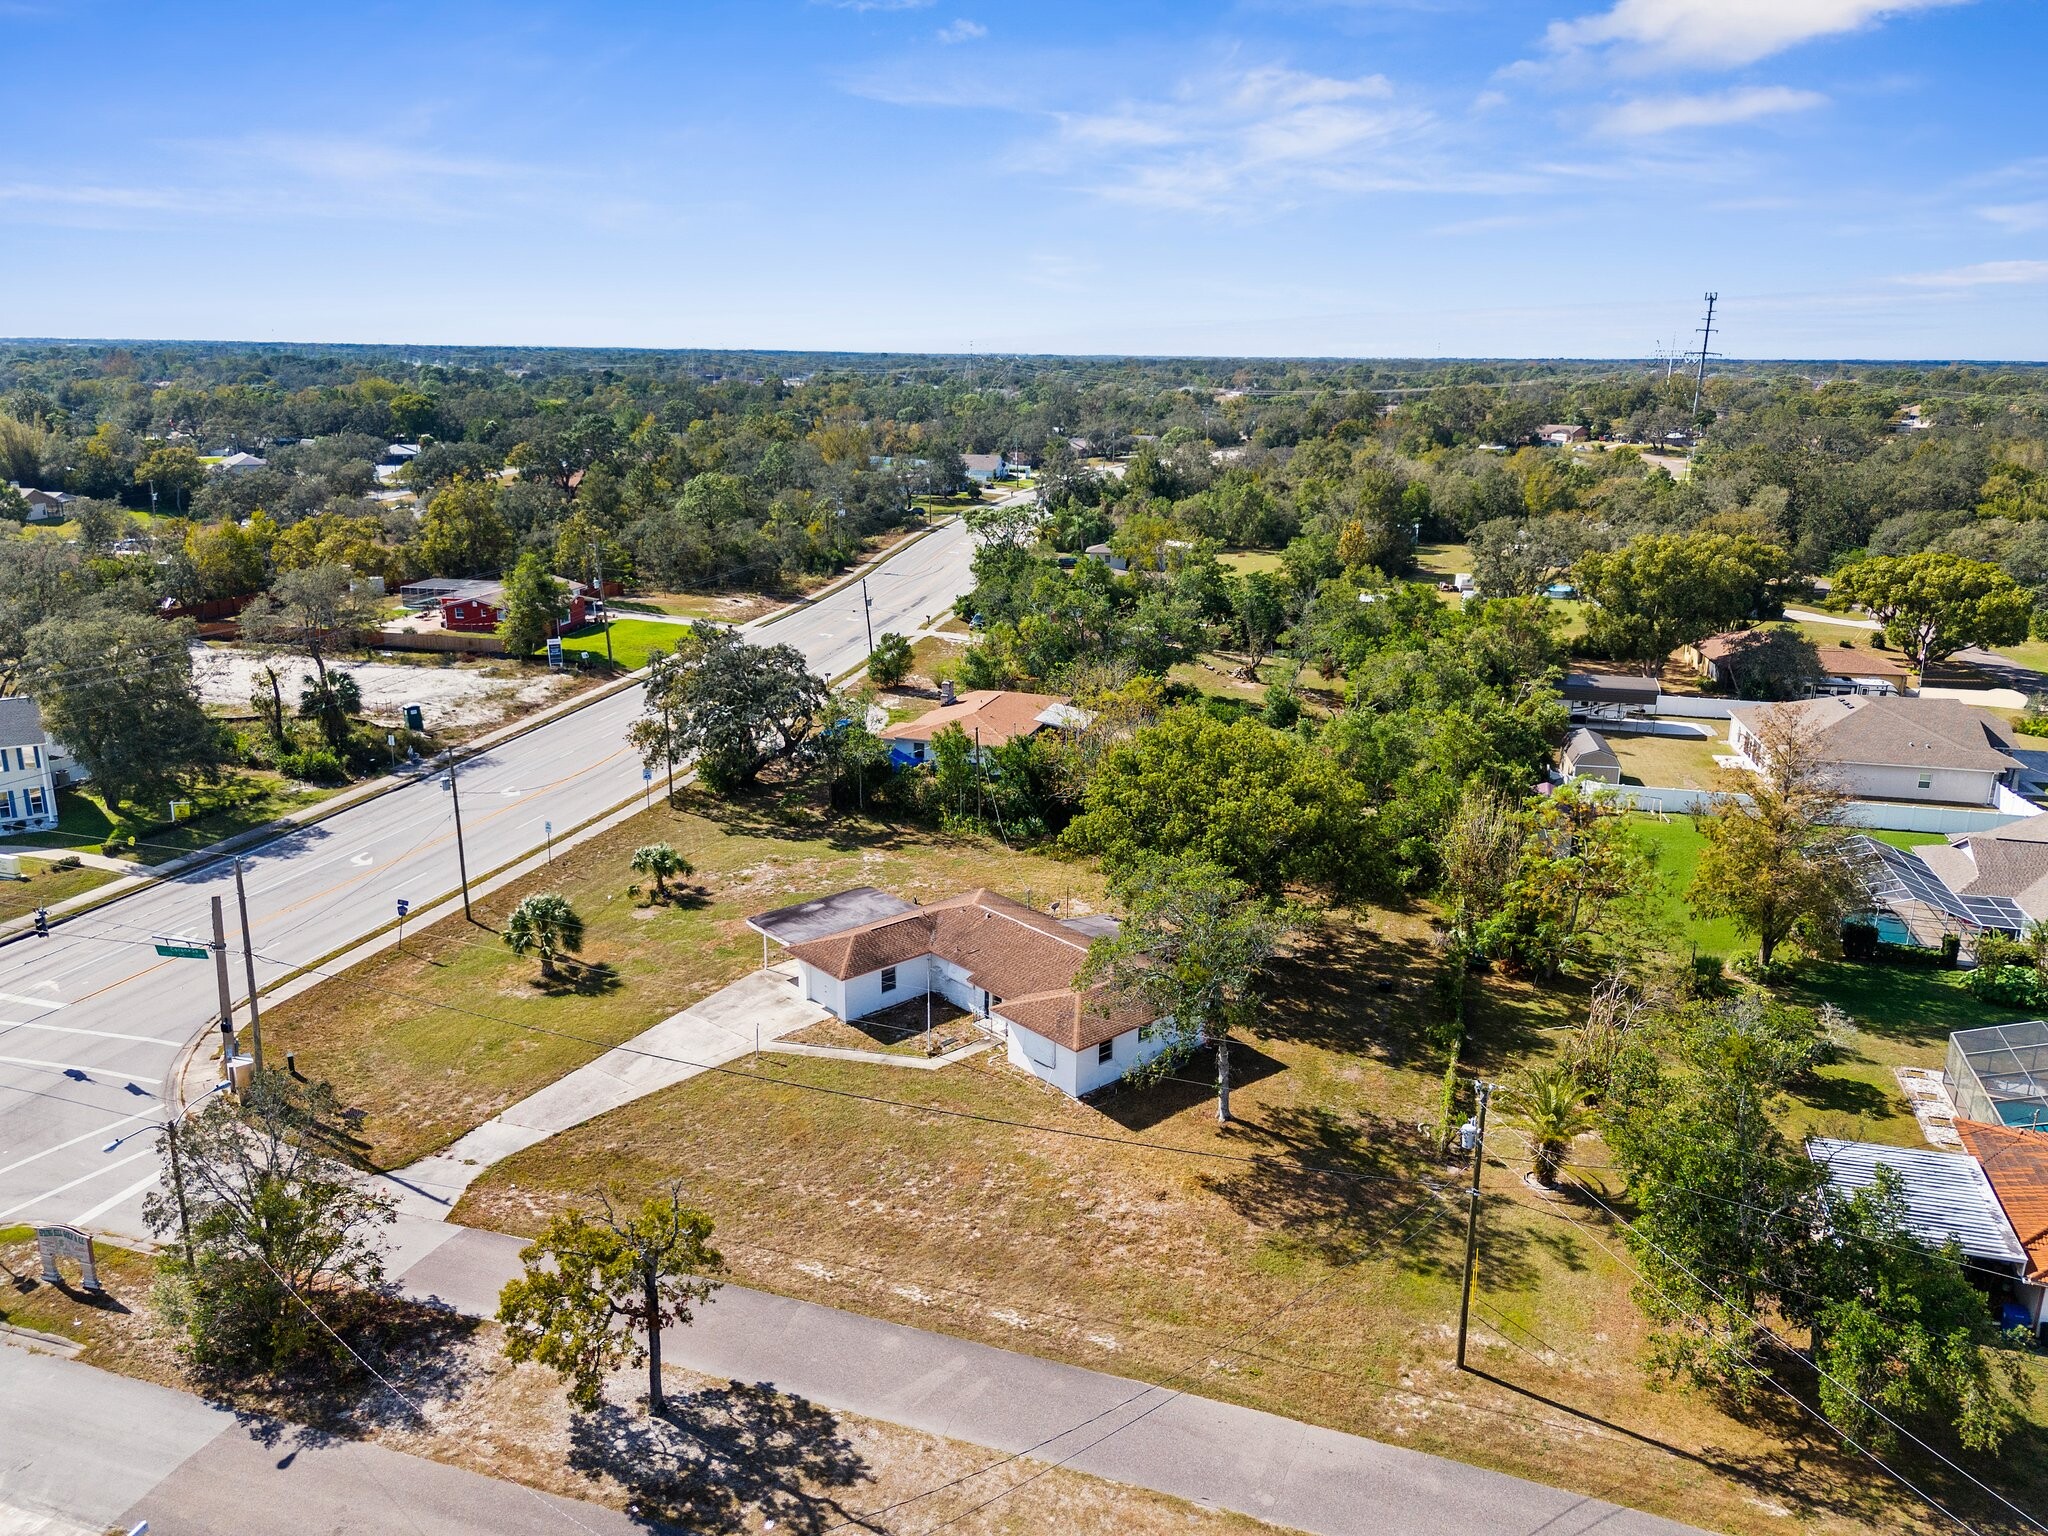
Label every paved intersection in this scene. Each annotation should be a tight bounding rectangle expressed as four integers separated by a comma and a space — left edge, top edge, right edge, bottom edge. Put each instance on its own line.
0, 513, 978, 1241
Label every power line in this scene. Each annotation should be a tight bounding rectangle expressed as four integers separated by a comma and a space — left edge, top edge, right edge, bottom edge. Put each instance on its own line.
1490, 1124, 2039, 1535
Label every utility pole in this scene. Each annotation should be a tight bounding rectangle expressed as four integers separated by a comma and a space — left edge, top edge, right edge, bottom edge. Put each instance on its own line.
209, 896, 238, 1082
861, 577, 875, 659
233, 858, 262, 1073
1691, 292, 1719, 417
445, 758, 473, 921
594, 547, 614, 670
1454, 1079, 1495, 1371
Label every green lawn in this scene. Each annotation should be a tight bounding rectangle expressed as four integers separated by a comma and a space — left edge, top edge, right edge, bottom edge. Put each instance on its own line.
14, 776, 338, 865
556, 618, 689, 671
1606, 731, 1725, 788
0, 855, 119, 920
1216, 549, 1285, 576
1411, 541, 1471, 580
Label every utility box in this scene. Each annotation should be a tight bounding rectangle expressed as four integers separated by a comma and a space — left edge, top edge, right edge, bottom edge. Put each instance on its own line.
0, 854, 20, 879
228, 1054, 255, 1095
403, 703, 425, 732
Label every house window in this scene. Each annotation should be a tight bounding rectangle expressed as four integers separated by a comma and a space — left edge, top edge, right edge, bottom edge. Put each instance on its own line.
881, 965, 897, 993
1097, 1039, 1114, 1064
25, 788, 45, 816
1917, 772, 1933, 790
0, 790, 13, 818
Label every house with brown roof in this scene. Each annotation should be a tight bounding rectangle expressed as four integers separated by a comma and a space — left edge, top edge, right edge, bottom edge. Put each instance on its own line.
1683, 629, 1908, 696
747, 887, 1169, 1098
878, 689, 1081, 768
1728, 695, 2031, 807
1955, 1120, 2048, 1335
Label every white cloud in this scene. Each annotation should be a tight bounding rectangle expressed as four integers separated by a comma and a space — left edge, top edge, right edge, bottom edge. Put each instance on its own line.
936, 18, 986, 43
1542, 0, 1970, 69
1037, 66, 1438, 212
1598, 85, 1827, 135
1898, 260, 2048, 288
1979, 201, 2048, 232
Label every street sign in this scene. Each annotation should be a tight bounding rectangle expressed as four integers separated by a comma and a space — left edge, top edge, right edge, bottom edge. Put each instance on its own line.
395, 898, 410, 918
35, 1224, 100, 1292
152, 934, 210, 959
642, 767, 653, 783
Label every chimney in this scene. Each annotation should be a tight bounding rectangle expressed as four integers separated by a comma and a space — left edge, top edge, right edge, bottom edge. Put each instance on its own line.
940, 679, 956, 706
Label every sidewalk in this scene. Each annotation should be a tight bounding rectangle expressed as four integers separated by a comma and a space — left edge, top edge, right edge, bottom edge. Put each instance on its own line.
0, 1345, 643, 1536
375, 963, 827, 1220
385, 1222, 1702, 1536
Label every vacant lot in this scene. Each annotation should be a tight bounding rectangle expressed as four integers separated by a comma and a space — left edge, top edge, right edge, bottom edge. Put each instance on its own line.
194, 644, 582, 732
261, 791, 1113, 1168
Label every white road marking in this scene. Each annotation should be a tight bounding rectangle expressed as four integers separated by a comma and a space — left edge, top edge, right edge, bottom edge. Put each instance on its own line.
0, 1019, 178, 1045
0, 1107, 159, 1178
350, 852, 374, 866
0, 1148, 154, 1221
73, 1170, 163, 1227
0, 990, 65, 1009
0, 1051, 150, 1075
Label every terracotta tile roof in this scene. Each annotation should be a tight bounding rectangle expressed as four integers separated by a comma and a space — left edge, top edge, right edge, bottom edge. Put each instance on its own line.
877, 690, 1068, 747
773, 888, 1152, 1053
1956, 1120, 2048, 1282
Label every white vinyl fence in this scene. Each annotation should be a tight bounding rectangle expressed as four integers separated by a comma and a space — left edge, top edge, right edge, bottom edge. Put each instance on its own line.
1597, 784, 2037, 835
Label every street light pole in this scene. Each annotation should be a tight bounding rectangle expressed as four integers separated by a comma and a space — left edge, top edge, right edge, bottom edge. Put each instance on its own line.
105, 1080, 228, 1261
1454, 1080, 1494, 1371
233, 858, 263, 1073
861, 578, 875, 659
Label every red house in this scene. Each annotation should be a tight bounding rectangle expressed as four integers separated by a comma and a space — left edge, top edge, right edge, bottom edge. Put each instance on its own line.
437, 578, 592, 634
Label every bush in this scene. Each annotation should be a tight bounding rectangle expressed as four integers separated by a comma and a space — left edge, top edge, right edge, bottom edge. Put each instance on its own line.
1974, 932, 2035, 971
1841, 920, 1879, 961
1874, 939, 1950, 967
1685, 954, 1729, 998
1961, 965, 2046, 1008
1941, 932, 1962, 967
1262, 683, 1301, 728
276, 747, 346, 783
50, 854, 82, 871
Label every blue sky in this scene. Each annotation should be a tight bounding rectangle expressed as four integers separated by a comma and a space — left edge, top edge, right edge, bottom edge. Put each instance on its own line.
2, 0, 2043, 358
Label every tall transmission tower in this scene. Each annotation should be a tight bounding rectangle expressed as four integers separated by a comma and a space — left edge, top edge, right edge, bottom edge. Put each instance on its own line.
1690, 292, 1719, 415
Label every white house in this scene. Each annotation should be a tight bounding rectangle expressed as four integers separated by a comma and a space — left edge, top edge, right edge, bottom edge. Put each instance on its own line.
747, 887, 1173, 1098
213, 451, 268, 474
1728, 695, 2031, 808
10, 486, 73, 525
0, 697, 62, 834
962, 452, 1016, 484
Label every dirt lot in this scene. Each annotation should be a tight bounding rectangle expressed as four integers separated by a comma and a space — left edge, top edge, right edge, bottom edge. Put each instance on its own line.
193, 645, 583, 731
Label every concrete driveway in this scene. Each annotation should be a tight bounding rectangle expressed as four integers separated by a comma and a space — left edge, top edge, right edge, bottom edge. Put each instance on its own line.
377, 962, 825, 1219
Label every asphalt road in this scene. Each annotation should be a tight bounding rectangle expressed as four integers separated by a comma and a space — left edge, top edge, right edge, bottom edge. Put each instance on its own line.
0, 1346, 647, 1536
0, 512, 979, 1242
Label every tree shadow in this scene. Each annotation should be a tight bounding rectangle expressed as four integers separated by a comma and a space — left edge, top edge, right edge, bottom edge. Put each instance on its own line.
202, 1294, 482, 1448
530, 960, 623, 997
1088, 1039, 1286, 1132
1257, 915, 1444, 1066
567, 1377, 877, 1534
1787, 1072, 1891, 1120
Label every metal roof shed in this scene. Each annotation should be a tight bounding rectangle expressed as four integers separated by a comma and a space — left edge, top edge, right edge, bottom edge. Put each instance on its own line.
1949, 1022, 2048, 1131
1808, 1137, 2027, 1265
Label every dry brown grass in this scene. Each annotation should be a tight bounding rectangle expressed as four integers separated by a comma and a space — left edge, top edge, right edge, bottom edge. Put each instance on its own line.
458, 912, 2048, 1536
259, 789, 1110, 1168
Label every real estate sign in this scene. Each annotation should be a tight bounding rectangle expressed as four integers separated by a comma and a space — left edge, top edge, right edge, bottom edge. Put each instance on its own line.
34, 1224, 100, 1292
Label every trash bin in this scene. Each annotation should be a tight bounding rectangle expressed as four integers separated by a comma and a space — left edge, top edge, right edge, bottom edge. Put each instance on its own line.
403, 703, 424, 732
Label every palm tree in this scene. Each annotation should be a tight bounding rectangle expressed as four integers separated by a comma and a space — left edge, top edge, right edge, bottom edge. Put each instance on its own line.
1509, 1066, 1594, 1188
630, 842, 690, 899
504, 893, 584, 981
